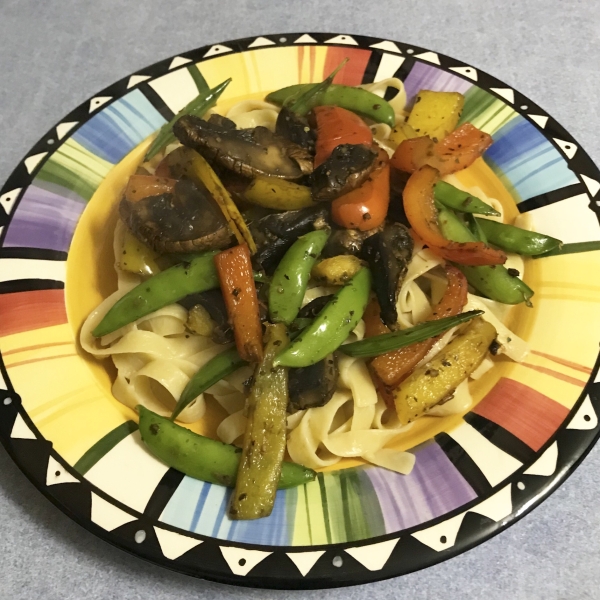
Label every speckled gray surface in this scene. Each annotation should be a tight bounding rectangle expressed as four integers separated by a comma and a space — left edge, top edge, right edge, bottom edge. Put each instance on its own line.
1, 1, 600, 598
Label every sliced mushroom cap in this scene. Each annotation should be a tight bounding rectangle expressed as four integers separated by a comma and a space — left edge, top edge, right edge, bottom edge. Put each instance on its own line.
321, 224, 384, 258
119, 178, 232, 254
288, 353, 338, 412
311, 144, 378, 201
173, 114, 313, 180
275, 107, 315, 154
361, 222, 414, 329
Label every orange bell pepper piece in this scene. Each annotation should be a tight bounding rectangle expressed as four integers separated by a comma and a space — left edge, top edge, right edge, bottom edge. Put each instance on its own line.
214, 244, 263, 363
124, 175, 177, 203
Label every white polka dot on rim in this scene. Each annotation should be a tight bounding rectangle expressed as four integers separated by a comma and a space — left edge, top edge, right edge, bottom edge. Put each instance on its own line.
134, 530, 146, 543
517, 482, 526, 491
3, 397, 12, 406
279, 37, 287, 43
332, 556, 343, 568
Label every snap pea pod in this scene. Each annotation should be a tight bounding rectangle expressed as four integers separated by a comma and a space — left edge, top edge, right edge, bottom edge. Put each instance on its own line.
269, 229, 330, 325
144, 78, 231, 161
92, 251, 219, 337
267, 83, 396, 127
283, 59, 348, 117
341, 310, 484, 357
138, 407, 315, 489
474, 218, 562, 256
434, 181, 500, 216
274, 267, 372, 368
465, 213, 488, 244
230, 323, 290, 520
437, 207, 534, 305
534, 241, 600, 258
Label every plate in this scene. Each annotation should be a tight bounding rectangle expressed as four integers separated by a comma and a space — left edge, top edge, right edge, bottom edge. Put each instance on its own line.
1, 33, 600, 589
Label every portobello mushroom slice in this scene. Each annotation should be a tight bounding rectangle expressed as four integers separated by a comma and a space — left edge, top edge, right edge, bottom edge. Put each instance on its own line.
173, 114, 313, 180
321, 224, 384, 258
288, 353, 338, 412
119, 178, 232, 254
311, 144, 377, 201
275, 107, 315, 154
361, 222, 414, 329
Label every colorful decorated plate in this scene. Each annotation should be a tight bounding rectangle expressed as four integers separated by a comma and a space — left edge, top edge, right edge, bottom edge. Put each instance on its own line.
1, 33, 600, 589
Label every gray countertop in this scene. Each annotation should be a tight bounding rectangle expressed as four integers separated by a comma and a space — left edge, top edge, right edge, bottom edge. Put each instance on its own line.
1, 1, 599, 598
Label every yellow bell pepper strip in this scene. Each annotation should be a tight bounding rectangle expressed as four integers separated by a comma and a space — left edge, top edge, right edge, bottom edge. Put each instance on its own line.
407, 90, 465, 142
117, 226, 161, 277
139, 407, 315, 489
403, 166, 507, 266
393, 317, 497, 425
243, 176, 315, 210
229, 323, 290, 520
214, 244, 263, 363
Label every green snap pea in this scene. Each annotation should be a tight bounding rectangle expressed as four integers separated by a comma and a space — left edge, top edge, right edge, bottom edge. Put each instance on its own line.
92, 252, 220, 337
269, 229, 330, 325
438, 207, 534, 305
144, 78, 231, 161
267, 84, 396, 127
534, 241, 600, 258
138, 406, 315, 489
434, 181, 501, 216
274, 267, 372, 368
474, 218, 562, 256
465, 213, 488, 243
341, 310, 484, 357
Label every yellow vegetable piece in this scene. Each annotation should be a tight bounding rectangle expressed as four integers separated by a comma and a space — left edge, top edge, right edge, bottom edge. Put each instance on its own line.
244, 176, 315, 210
389, 121, 419, 147
117, 226, 161, 277
393, 317, 496, 425
407, 90, 465, 142
311, 255, 363, 286
186, 304, 215, 337
166, 147, 257, 253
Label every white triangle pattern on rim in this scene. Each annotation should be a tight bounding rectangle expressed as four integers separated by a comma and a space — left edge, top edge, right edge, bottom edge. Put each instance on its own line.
46, 455, 80, 486
127, 74, 151, 88
374, 53, 405, 83
169, 56, 192, 69
89, 96, 112, 113
469, 485, 512, 522
24, 152, 48, 174
203, 44, 233, 58
414, 51, 440, 65
581, 174, 600, 197
220, 546, 272, 576
56, 121, 78, 140
553, 138, 578, 159
324, 34, 358, 46
0, 369, 7, 390
490, 88, 515, 103
524, 442, 559, 477
528, 114, 549, 129
566, 395, 598, 430
449, 66, 478, 81
344, 538, 399, 571
369, 40, 402, 54
10, 413, 36, 440
294, 34, 318, 44
90, 493, 137, 532
153, 527, 203, 560
0, 188, 22, 215
412, 513, 466, 552
286, 551, 325, 576
248, 36, 275, 48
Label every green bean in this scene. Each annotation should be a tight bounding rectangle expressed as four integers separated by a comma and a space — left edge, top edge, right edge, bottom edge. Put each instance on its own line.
138, 407, 315, 489
144, 78, 231, 161
437, 207, 534, 305
474, 218, 562, 256
274, 267, 371, 368
434, 181, 500, 216
269, 229, 330, 325
267, 83, 396, 127
230, 323, 290, 519
92, 252, 220, 337
341, 310, 484, 357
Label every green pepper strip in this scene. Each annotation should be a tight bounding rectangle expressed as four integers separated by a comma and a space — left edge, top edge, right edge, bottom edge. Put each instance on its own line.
269, 229, 330, 325
144, 78, 231, 161
283, 59, 349, 117
341, 310, 484, 357
92, 252, 220, 337
437, 207, 534, 305
474, 218, 562, 256
274, 267, 372, 368
267, 83, 396, 127
138, 406, 315, 489
434, 181, 501, 216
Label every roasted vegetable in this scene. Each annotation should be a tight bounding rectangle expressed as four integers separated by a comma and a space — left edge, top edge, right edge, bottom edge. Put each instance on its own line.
393, 317, 496, 424
311, 255, 363, 286
288, 353, 338, 411
244, 176, 315, 210
321, 225, 383, 258
275, 106, 315, 153
178, 289, 233, 344
116, 225, 161, 277
407, 91, 464, 142
434, 180, 501, 216
185, 304, 215, 337
361, 222, 414, 329
389, 122, 419, 147
139, 407, 314, 488
230, 323, 290, 520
